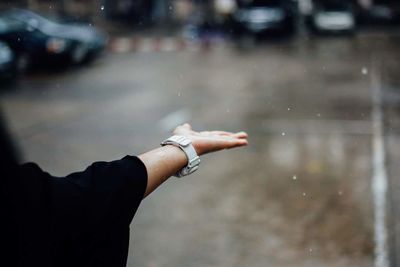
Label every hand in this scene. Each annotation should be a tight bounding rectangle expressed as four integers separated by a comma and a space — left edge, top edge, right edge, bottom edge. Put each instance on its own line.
172, 123, 248, 156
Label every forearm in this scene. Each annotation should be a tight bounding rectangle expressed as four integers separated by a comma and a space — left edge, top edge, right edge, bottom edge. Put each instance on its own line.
138, 145, 188, 198
138, 124, 248, 198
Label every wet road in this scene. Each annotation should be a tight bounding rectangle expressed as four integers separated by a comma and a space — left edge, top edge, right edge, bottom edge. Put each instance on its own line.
1, 33, 400, 267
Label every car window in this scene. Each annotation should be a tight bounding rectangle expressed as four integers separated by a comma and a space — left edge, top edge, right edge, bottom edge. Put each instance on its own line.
2, 10, 59, 31
238, 0, 282, 8
318, 2, 351, 11
0, 17, 25, 32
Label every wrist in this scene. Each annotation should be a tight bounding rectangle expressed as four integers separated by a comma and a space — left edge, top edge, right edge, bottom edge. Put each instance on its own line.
161, 135, 201, 177
163, 144, 189, 165
191, 141, 204, 156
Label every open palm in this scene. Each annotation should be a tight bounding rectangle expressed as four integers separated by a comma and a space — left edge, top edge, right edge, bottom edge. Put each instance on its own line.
173, 123, 248, 156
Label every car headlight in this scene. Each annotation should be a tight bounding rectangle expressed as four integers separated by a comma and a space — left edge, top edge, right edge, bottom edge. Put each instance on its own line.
46, 38, 67, 54
0, 44, 12, 63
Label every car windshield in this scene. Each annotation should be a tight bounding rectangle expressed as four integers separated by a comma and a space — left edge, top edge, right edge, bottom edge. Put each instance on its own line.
2, 9, 59, 31
318, 2, 351, 11
238, 0, 282, 8
0, 17, 25, 33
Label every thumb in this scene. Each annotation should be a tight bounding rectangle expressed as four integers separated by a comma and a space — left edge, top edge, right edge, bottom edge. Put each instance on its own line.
182, 123, 192, 130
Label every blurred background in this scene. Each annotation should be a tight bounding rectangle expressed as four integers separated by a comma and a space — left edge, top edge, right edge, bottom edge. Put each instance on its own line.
0, 0, 400, 266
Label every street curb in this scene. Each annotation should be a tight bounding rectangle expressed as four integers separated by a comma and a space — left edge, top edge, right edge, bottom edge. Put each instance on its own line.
107, 36, 222, 53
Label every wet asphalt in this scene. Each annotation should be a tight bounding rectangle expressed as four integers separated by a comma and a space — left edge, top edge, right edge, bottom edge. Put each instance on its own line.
1, 32, 400, 267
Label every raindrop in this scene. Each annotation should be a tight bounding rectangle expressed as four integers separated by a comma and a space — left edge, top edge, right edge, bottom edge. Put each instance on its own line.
317, 113, 321, 117
100, 5, 105, 11
287, 107, 291, 111
302, 192, 307, 197
361, 67, 368, 75
292, 175, 297, 180
178, 92, 181, 97
309, 248, 313, 253
281, 132, 286, 136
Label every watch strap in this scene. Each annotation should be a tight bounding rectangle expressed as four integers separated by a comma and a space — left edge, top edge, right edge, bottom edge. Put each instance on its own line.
161, 135, 200, 177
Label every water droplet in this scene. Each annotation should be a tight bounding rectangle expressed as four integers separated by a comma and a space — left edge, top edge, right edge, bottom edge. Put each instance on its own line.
302, 192, 307, 197
178, 92, 181, 96
309, 248, 313, 253
281, 132, 286, 136
361, 67, 368, 75
317, 113, 321, 117
287, 107, 291, 111
292, 175, 297, 180
338, 191, 343, 196
101, 5, 104, 11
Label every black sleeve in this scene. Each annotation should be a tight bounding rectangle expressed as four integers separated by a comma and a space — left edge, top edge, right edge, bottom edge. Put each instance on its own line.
5, 156, 147, 266
0, 112, 148, 266
61, 155, 148, 228
16, 155, 148, 239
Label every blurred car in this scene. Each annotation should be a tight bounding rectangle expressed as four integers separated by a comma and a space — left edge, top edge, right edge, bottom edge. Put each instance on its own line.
0, 9, 108, 69
231, 0, 296, 38
360, 1, 400, 25
0, 41, 17, 82
306, 1, 356, 34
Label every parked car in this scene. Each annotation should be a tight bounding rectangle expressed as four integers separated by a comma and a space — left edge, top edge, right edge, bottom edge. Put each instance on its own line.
0, 41, 17, 82
0, 9, 108, 69
360, 1, 400, 25
231, 0, 297, 39
306, 1, 356, 34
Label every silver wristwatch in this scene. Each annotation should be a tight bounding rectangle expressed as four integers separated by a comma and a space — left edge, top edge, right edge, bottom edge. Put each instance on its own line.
161, 135, 201, 177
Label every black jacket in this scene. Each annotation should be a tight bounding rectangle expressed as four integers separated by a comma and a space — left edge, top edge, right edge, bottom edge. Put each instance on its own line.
0, 116, 148, 267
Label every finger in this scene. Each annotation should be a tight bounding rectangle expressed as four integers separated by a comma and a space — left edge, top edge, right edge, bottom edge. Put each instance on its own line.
217, 134, 248, 142
223, 138, 248, 149
210, 131, 234, 136
182, 123, 192, 130
174, 123, 192, 134
209, 131, 248, 139
233, 131, 248, 139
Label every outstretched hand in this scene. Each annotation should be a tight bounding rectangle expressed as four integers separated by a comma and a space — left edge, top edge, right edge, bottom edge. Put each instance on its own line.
173, 123, 248, 156
139, 123, 248, 197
